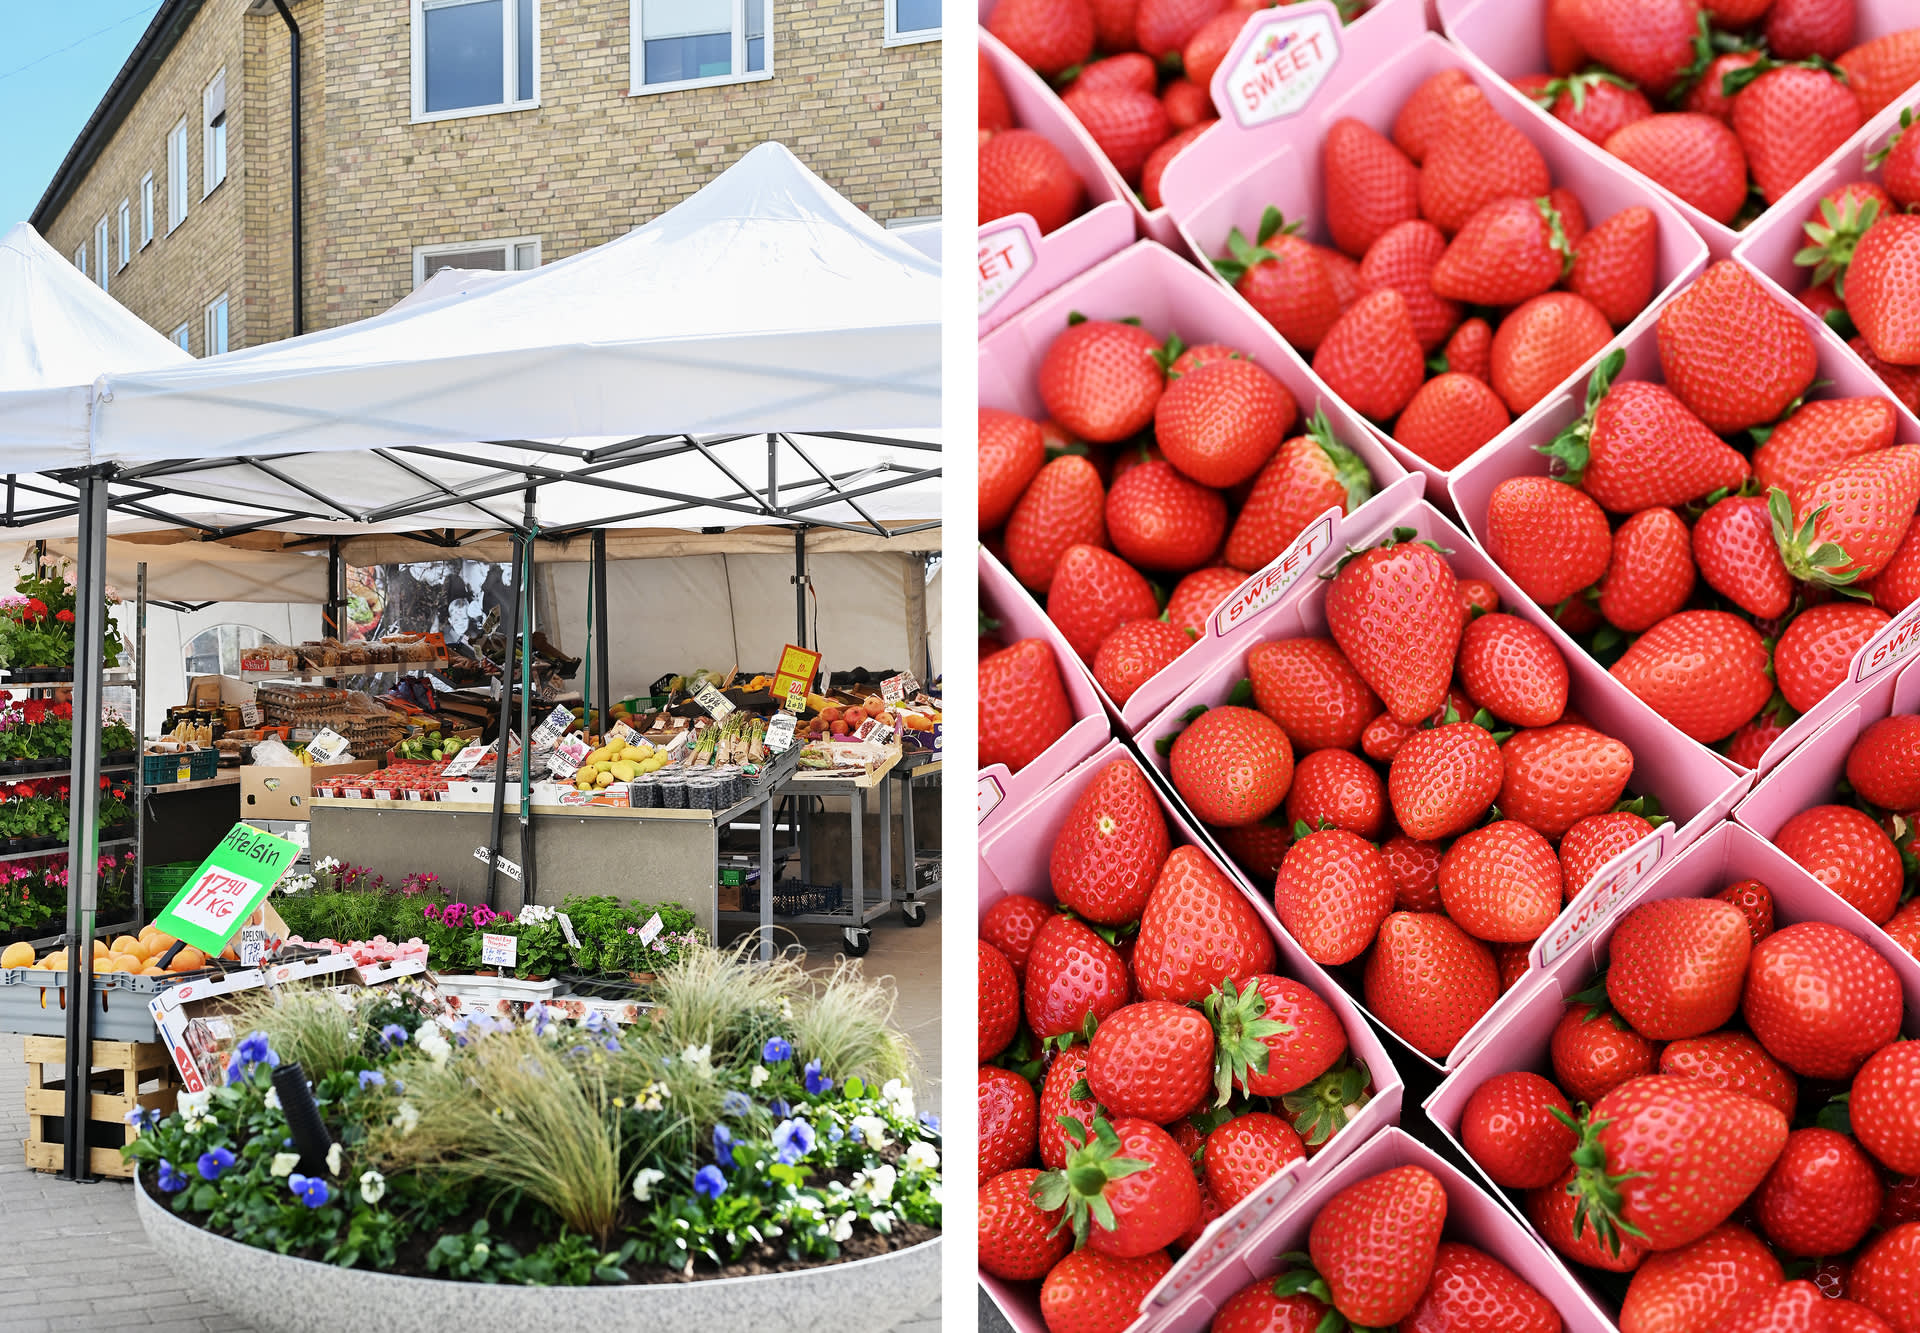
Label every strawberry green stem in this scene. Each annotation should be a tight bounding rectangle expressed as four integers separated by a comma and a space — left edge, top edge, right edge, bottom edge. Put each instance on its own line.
1281, 1060, 1371, 1147
1536, 349, 1624, 485
1552, 1104, 1651, 1258
1205, 977, 1294, 1105
1767, 486, 1863, 588
1031, 1117, 1152, 1246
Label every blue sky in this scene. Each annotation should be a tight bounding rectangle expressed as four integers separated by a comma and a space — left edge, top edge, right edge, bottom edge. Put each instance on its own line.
0, 3, 162, 229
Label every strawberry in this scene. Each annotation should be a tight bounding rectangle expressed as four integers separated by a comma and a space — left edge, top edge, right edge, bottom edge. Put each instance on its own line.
1317, 244, 1364, 311
1106, 459, 1227, 572
981, 408, 1047, 531
1828, 1299, 1896, 1333
1847, 216, 1920, 366
1169, 705, 1294, 828
1210, 1280, 1329, 1333
1088, 0, 1139, 52
1491, 291, 1616, 416
1038, 318, 1167, 444
1854, 1042, 1920, 1176
1229, 974, 1349, 1100
1754, 1127, 1884, 1258
982, 1064, 1040, 1178
1064, 86, 1172, 186
1406, 1243, 1561, 1333
1754, 396, 1898, 497
1441, 317, 1493, 382
1166, 565, 1247, 636
1363, 687, 1476, 762
1565, 0, 1699, 96
1393, 373, 1511, 470
1307, 1165, 1447, 1326
1561, 811, 1653, 902
1727, 712, 1791, 769
1772, 804, 1904, 924
1485, 475, 1614, 607
1204, 1112, 1305, 1209
1225, 411, 1373, 572
1852, 337, 1920, 416
1659, 262, 1819, 434
1693, 495, 1794, 620
1135, 0, 1226, 58
982, 48, 1014, 133
1885, 112, 1920, 211
983, 894, 1054, 980
1439, 820, 1563, 943
1798, 189, 1889, 300
1764, 0, 1854, 61
1546, 0, 1589, 73
1087, 1000, 1214, 1121
981, 940, 1022, 1062
1161, 79, 1213, 130
1852, 1224, 1920, 1333
1360, 219, 1463, 351
1715, 877, 1777, 945
1610, 610, 1773, 743
1216, 210, 1343, 353
1685, 50, 1765, 123
1551, 185, 1590, 245
1285, 748, 1385, 840
1660, 1030, 1797, 1117
1531, 1164, 1649, 1272
1155, 357, 1296, 488
1324, 534, 1464, 723
1432, 196, 1574, 307
1599, 507, 1697, 631
1005, 456, 1108, 592
1775, 602, 1891, 712
1051, 758, 1172, 926
1312, 289, 1426, 422
1553, 1000, 1659, 1104
1037, 1115, 1202, 1257
1272, 827, 1392, 965
1363, 911, 1500, 1058
1461, 1070, 1578, 1190
981, 638, 1076, 772
1721, 1282, 1838, 1333
1049, 545, 1161, 660
1420, 91, 1553, 236
1887, 898, 1920, 963
1394, 71, 1479, 164
1388, 720, 1505, 841
1745, 920, 1905, 1078
989, 0, 1097, 75
1847, 715, 1920, 810
1384, 835, 1444, 912
1733, 65, 1863, 204
1094, 619, 1193, 704
1605, 114, 1750, 225
1322, 118, 1421, 259
1039, 1047, 1097, 1169
1040, 1247, 1174, 1333
1607, 896, 1752, 1039
1570, 205, 1659, 328
1140, 121, 1213, 211
1216, 820, 1292, 886
1838, 30, 1920, 118
1025, 913, 1132, 1040
1247, 637, 1382, 751
1619, 1225, 1785, 1333
1132, 844, 1277, 1002
980, 128, 1088, 237
1068, 52, 1158, 97
981, 1168, 1073, 1282
1776, 448, 1920, 588
1500, 723, 1631, 837
1535, 70, 1654, 145
1180, 9, 1244, 86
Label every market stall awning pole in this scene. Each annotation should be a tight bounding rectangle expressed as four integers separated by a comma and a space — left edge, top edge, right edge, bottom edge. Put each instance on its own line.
794, 526, 808, 650
519, 490, 537, 910
59, 466, 110, 1181
324, 538, 341, 639
591, 527, 609, 732
484, 526, 526, 908
133, 562, 147, 924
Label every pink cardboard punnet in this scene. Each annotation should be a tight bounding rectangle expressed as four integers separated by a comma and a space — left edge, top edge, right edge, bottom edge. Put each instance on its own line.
1448, 269, 1920, 775
980, 238, 1415, 728
1424, 818, 1920, 1316
978, 546, 1112, 841
979, 29, 1139, 332
1438, 0, 1920, 260
978, 740, 1405, 1333
1135, 492, 1752, 1073
1131, 1127, 1618, 1333
1157, 0, 1709, 501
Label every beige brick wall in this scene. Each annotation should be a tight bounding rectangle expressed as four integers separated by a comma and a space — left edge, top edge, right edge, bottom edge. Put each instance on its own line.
42, 0, 940, 351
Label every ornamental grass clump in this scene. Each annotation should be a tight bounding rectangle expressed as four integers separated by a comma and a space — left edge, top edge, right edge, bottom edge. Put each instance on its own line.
793, 957, 914, 1089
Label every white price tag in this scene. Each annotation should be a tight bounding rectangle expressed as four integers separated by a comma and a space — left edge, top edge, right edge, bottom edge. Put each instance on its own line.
444, 741, 493, 778
855, 718, 891, 744
636, 912, 664, 946
239, 924, 268, 967
881, 673, 909, 703
481, 933, 518, 968
765, 711, 797, 753
238, 701, 262, 728
471, 846, 524, 881
694, 682, 735, 718
608, 721, 645, 749
547, 733, 591, 779
533, 704, 572, 747
305, 728, 351, 765
557, 912, 580, 949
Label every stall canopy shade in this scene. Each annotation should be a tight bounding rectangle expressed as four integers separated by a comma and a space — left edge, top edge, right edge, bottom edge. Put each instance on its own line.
40, 536, 329, 603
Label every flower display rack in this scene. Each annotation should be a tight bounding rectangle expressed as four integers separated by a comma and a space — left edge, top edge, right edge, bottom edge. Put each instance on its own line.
21, 1034, 179, 1180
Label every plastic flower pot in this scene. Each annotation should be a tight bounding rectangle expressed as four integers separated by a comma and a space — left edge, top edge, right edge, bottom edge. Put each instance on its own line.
978, 739, 1406, 1333
1157, 0, 1709, 499
1133, 493, 1752, 1073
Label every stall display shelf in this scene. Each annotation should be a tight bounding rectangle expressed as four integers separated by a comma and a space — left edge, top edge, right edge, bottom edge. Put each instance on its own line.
892, 752, 940, 927
744, 754, 901, 954
239, 658, 449, 683
146, 774, 241, 796
0, 836, 134, 866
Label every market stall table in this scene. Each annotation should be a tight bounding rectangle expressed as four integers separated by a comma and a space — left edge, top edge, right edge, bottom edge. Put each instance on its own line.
892, 752, 941, 927
748, 747, 901, 955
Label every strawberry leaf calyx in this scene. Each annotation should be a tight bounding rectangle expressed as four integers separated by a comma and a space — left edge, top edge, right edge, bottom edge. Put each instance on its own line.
1152, 332, 1190, 376
1557, 1105, 1652, 1257
1204, 976, 1292, 1105
1307, 409, 1374, 512
1815, 1091, 1852, 1136
979, 611, 1003, 635
1281, 1059, 1370, 1147
1156, 704, 1210, 756
1613, 792, 1668, 827
1032, 1116, 1153, 1245
1213, 226, 1271, 286
1868, 108, 1915, 170
1538, 349, 1623, 484
1537, 196, 1576, 279
1768, 487, 1862, 587
1258, 204, 1298, 246
1272, 1255, 1391, 1333
1227, 677, 1257, 708
1795, 194, 1882, 297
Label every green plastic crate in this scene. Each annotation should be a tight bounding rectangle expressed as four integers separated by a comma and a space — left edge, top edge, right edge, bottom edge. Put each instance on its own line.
144, 862, 197, 903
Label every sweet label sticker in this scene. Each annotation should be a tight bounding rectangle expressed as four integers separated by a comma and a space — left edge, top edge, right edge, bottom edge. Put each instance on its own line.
1215, 6, 1341, 130
1211, 508, 1341, 638
1538, 828, 1667, 966
977, 773, 1006, 823
1854, 596, 1920, 682
305, 728, 351, 765
154, 823, 303, 956
978, 218, 1039, 317
481, 933, 518, 968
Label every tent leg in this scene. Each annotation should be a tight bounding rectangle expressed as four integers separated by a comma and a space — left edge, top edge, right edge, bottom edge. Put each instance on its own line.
518, 503, 537, 911
324, 538, 341, 640
61, 468, 110, 1183
592, 529, 610, 733
794, 526, 808, 650
485, 531, 525, 909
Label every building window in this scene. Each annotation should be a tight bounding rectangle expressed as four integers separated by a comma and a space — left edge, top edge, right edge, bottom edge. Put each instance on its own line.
204, 295, 229, 356
412, 0, 538, 121
141, 173, 155, 247
185, 625, 280, 678
632, 0, 770, 94
118, 200, 131, 270
172, 323, 191, 354
74, 243, 87, 280
884, 0, 938, 45
203, 70, 227, 195
411, 235, 541, 288
167, 118, 190, 232
95, 217, 111, 292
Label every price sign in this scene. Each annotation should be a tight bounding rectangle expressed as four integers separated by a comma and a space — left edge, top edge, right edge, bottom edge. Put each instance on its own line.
607, 721, 645, 749
636, 912, 664, 946
557, 912, 580, 949
238, 923, 268, 967
855, 718, 891, 744
305, 728, 351, 765
532, 704, 572, 748
784, 679, 807, 714
765, 711, 797, 753
771, 643, 821, 708
481, 933, 518, 968
154, 824, 304, 956
881, 673, 910, 703
444, 741, 493, 778
238, 701, 262, 728
471, 846, 524, 882
547, 733, 591, 779
694, 682, 735, 719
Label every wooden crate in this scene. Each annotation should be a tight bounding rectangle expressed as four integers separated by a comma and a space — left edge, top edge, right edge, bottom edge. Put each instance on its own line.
22, 1035, 180, 1179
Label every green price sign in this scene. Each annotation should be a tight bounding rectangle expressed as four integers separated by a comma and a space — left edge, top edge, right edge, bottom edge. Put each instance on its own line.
153, 823, 303, 957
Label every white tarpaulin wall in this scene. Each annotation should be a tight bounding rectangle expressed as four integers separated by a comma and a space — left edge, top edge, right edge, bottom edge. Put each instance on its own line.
41, 537, 330, 603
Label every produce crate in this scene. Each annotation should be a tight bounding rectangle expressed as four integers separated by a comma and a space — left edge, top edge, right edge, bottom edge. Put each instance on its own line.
143, 749, 219, 786
20, 1034, 180, 1180
740, 879, 844, 917
0, 968, 158, 1041
143, 861, 197, 904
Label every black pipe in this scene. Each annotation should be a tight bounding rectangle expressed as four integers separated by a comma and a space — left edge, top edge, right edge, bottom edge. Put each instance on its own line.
271, 1063, 332, 1177
591, 527, 609, 734
485, 529, 524, 908
271, 0, 303, 335
324, 536, 340, 640
794, 526, 807, 650
518, 488, 536, 910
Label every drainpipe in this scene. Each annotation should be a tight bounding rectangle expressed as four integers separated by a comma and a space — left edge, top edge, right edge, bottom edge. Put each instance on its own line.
271, 0, 303, 335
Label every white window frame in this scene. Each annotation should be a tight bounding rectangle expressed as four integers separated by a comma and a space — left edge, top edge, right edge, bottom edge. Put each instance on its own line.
202, 69, 228, 196
94, 216, 109, 293
883, 0, 938, 46
117, 200, 131, 270
410, 0, 540, 123
172, 323, 191, 354
167, 118, 190, 232
74, 243, 87, 280
410, 234, 542, 288
140, 173, 155, 248
630, 0, 773, 96
204, 294, 229, 356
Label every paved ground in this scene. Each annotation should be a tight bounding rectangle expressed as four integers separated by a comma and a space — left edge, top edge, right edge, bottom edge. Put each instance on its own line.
0, 897, 942, 1332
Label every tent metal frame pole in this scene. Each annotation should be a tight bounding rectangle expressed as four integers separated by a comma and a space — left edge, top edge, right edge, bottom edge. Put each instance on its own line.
484, 525, 525, 909
133, 563, 147, 924
591, 528, 610, 734
794, 525, 808, 650
325, 538, 342, 640
60, 467, 111, 1182
518, 490, 537, 910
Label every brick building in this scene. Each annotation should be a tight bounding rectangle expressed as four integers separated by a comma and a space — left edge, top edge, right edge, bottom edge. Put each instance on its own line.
31, 0, 941, 356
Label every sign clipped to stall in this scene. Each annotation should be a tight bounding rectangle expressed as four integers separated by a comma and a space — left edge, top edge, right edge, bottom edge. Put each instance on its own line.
880, 673, 913, 703
784, 680, 807, 713
305, 728, 352, 765
238, 923, 268, 967
771, 643, 821, 707
481, 933, 518, 968
765, 711, 797, 753
238, 701, 262, 728
547, 733, 591, 779
532, 704, 573, 748
444, 740, 494, 778
607, 721, 645, 749
694, 682, 735, 719
154, 823, 304, 956
636, 912, 664, 946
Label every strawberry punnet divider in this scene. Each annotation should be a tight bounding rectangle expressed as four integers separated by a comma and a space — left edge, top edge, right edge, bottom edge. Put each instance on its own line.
1132, 493, 1752, 1074
1156, 0, 1709, 500
978, 739, 1406, 1333
1423, 817, 1920, 1323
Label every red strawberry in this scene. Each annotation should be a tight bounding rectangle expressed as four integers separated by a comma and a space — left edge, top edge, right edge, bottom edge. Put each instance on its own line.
1132, 843, 1277, 1003
981, 638, 1075, 772
1605, 114, 1750, 225
1324, 535, 1464, 723
1439, 820, 1563, 943
1322, 118, 1421, 259
1038, 1115, 1202, 1257
1161, 79, 1213, 130
980, 129, 1087, 236
1312, 289, 1426, 422
1308, 1165, 1448, 1327
1388, 720, 1505, 841
1361, 219, 1463, 351
1852, 337, 1920, 417
981, 48, 1014, 133
1565, 0, 1699, 96
1135, 0, 1226, 57
1140, 121, 1213, 211
1781, 446, 1920, 589
1754, 1127, 1883, 1257
1660, 1030, 1797, 1117
1744, 920, 1904, 1078
981, 940, 1022, 1062
981, 408, 1046, 531
1546, 0, 1589, 72
1765, 0, 1854, 60
1025, 913, 1132, 1040
1659, 262, 1819, 434
1432, 196, 1574, 307
1165, 565, 1247, 636
1393, 69, 1480, 165
1551, 185, 1590, 244
1170, 705, 1294, 828
1720, 1282, 1838, 1333
1180, 9, 1245, 85
1854, 1042, 1920, 1176
1094, 620, 1193, 705
1599, 507, 1697, 631
1068, 51, 1157, 97
1225, 412, 1374, 571
1420, 91, 1552, 236
1051, 758, 1172, 925
1204, 1112, 1305, 1209
1316, 244, 1364, 311
1106, 460, 1227, 572
1364, 912, 1500, 1058
980, 1168, 1073, 1282
1064, 85, 1172, 185
1049, 545, 1161, 660
1561, 811, 1654, 902
1088, 0, 1139, 51
1039, 1046, 1097, 1169
1884, 117, 1920, 208
1247, 637, 1382, 751
989, 0, 1097, 75
1530, 1165, 1648, 1273
1155, 357, 1296, 489
1210, 1280, 1329, 1333
1715, 878, 1777, 945
1272, 827, 1392, 965
1848, 715, 1920, 811
1839, 30, 1920, 118
1087, 1000, 1214, 1122
1852, 1224, 1920, 1333
1441, 317, 1493, 382
1685, 50, 1764, 122
1216, 820, 1292, 887
1394, 373, 1511, 470
1217, 211, 1343, 353
1571, 205, 1659, 327
1004, 456, 1108, 592
1610, 610, 1773, 743
1461, 1070, 1578, 1190
1230, 973, 1349, 1100
1490, 291, 1616, 416
1362, 687, 1476, 763
1772, 804, 1904, 924
1285, 748, 1385, 840
1552, 1000, 1659, 1104
1607, 896, 1752, 1039
1500, 724, 1631, 839
1619, 1225, 1784, 1333
1886, 898, 1920, 963
1038, 318, 1166, 444
1382, 836, 1443, 914
1550, 363, 1752, 514
1693, 495, 1794, 620
1536, 69, 1654, 145
1727, 712, 1791, 769
1040, 1247, 1174, 1333
1847, 215, 1920, 366
982, 1064, 1040, 1178
1734, 66, 1863, 204
1755, 396, 1899, 500
1485, 475, 1614, 607
1776, 602, 1891, 712
1405, 1243, 1561, 1333
1828, 1299, 1896, 1333
983, 894, 1054, 980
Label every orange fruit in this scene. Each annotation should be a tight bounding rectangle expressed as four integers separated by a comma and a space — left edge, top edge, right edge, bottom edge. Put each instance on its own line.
94, 957, 121, 973
167, 946, 206, 973
91, 939, 108, 956
0, 941, 34, 969
146, 930, 177, 953
109, 953, 142, 973
139, 965, 166, 976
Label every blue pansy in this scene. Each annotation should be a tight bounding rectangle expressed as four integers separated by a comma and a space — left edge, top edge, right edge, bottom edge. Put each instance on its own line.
829, 1125, 844, 1142
157, 1160, 187, 1193
358, 1070, 386, 1090
720, 1091, 753, 1118
379, 1023, 408, 1048
694, 1165, 727, 1198
712, 1123, 735, 1168
803, 1059, 832, 1096
197, 1147, 235, 1181
771, 1118, 815, 1165
762, 1036, 793, 1063
236, 1031, 278, 1068
769, 1098, 792, 1119
919, 1112, 941, 1135
288, 1174, 330, 1208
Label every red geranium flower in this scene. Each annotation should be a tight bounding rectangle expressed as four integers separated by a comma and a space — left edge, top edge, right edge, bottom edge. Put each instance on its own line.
20, 699, 46, 726
24, 598, 47, 622
13, 781, 35, 800
54, 609, 73, 624
51, 702, 71, 721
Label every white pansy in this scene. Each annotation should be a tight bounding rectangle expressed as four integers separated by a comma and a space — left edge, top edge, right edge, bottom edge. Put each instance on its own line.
904, 1140, 939, 1173
416, 1025, 451, 1064
679, 1043, 712, 1076
851, 1114, 891, 1149
632, 1167, 666, 1202
831, 1211, 856, 1243
780, 997, 794, 1021
326, 1143, 343, 1175
269, 1152, 299, 1177
359, 1170, 386, 1205
750, 1064, 770, 1089
175, 1089, 212, 1129
881, 1078, 915, 1120
263, 1086, 281, 1110
929, 1180, 943, 1207
315, 856, 340, 873
392, 1101, 420, 1134
862, 1163, 898, 1204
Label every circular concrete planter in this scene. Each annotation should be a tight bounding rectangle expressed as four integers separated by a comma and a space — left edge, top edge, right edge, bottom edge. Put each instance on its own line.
137, 1178, 940, 1333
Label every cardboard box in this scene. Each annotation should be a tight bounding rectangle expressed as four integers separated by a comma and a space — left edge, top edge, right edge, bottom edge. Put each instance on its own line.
189, 673, 257, 706
240, 759, 379, 820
